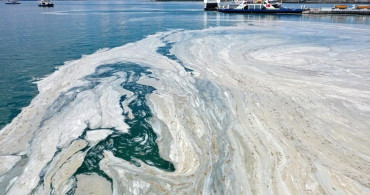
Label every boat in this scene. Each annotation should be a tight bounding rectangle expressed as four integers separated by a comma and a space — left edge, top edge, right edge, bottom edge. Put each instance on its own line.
356, 5, 370, 9
204, 0, 219, 11
38, 0, 54, 7
5, 0, 20, 4
217, 0, 304, 14
333, 5, 347, 9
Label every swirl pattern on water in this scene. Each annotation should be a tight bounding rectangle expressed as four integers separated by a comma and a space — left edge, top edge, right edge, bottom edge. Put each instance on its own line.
0, 20, 370, 194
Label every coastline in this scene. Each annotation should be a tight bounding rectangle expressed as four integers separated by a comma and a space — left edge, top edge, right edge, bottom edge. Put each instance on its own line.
155, 0, 370, 3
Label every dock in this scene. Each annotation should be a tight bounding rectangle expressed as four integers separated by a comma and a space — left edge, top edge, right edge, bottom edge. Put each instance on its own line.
303, 8, 370, 15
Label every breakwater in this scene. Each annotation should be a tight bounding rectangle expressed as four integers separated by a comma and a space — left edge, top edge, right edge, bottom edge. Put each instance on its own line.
284, 0, 369, 3
156, 0, 370, 3
304, 8, 370, 14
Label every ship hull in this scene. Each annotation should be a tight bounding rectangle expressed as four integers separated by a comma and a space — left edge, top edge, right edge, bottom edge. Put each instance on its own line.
38, 4, 54, 7
218, 8, 303, 14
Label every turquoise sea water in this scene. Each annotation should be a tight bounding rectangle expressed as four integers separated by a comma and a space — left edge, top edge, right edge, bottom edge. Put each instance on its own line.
1, 1, 369, 129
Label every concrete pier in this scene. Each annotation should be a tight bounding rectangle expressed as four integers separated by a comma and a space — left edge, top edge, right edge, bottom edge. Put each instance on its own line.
304, 8, 370, 15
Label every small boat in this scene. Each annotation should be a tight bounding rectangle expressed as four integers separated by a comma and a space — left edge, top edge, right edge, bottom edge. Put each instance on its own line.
218, 0, 303, 14
333, 5, 348, 9
38, 0, 54, 7
5, 0, 20, 4
204, 0, 218, 11
357, 5, 370, 9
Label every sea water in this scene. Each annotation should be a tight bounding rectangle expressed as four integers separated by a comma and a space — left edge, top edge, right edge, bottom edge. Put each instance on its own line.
0, 1, 369, 194
0, 1, 368, 129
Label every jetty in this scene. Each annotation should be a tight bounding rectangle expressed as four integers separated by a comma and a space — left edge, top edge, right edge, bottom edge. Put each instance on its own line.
303, 5, 370, 15
304, 9, 370, 15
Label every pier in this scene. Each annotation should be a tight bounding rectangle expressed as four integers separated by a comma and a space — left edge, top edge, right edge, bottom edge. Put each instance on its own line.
304, 8, 370, 15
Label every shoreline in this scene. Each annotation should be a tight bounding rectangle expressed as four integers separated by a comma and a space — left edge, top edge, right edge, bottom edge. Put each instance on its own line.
155, 0, 370, 3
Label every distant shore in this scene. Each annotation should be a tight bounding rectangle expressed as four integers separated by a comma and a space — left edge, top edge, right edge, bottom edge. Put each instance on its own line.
155, 0, 370, 3
283, 0, 370, 3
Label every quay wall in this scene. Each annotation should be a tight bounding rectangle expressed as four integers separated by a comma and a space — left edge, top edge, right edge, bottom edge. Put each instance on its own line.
156, 0, 370, 3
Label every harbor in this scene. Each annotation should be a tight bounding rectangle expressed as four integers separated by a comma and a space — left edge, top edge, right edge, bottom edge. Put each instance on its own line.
303, 5, 370, 14
205, 0, 370, 15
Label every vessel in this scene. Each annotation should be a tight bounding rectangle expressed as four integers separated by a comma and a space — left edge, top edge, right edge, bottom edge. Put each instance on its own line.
357, 5, 370, 9
204, 0, 219, 11
218, 0, 304, 14
38, 0, 54, 7
5, 0, 20, 4
333, 5, 347, 9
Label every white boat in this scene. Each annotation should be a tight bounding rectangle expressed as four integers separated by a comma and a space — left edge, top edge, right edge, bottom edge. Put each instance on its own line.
38, 0, 54, 7
204, 0, 282, 11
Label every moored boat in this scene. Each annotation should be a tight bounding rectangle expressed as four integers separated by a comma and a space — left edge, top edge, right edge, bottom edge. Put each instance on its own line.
204, 0, 218, 11
38, 0, 54, 7
333, 5, 347, 9
357, 5, 370, 9
217, 0, 304, 14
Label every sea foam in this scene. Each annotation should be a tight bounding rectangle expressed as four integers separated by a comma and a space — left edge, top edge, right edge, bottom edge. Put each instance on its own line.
0, 21, 369, 194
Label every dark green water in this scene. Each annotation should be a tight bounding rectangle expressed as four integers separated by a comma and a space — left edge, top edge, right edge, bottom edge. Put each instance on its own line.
76, 63, 174, 175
